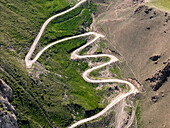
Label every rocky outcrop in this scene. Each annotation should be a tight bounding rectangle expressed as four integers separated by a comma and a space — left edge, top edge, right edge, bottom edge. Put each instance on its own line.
134, 5, 152, 14
0, 79, 18, 128
149, 55, 161, 61
146, 60, 170, 91
151, 91, 165, 103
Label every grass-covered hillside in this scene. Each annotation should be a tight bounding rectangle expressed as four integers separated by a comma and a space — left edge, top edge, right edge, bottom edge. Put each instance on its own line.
0, 0, 105, 127
147, 0, 170, 12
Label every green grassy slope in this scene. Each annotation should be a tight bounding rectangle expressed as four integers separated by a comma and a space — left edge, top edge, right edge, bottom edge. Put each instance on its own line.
0, 0, 104, 127
147, 0, 170, 12
0, 0, 69, 56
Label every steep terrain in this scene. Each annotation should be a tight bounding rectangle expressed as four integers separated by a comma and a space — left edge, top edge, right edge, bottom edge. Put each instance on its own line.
0, 79, 18, 128
94, 0, 170, 127
1, 0, 135, 127
0, 0, 104, 127
0, 0, 169, 127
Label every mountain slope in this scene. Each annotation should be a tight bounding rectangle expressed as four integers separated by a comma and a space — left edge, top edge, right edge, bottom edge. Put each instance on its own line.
0, 0, 105, 127
95, 0, 170, 127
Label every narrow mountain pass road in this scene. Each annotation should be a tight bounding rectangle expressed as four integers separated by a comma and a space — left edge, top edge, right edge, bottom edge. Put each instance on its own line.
25, 0, 139, 128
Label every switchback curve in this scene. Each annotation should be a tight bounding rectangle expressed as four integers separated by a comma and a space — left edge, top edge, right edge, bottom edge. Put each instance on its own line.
25, 0, 139, 128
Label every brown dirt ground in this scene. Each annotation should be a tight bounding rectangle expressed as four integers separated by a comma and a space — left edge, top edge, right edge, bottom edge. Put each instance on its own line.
95, 0, 170, 127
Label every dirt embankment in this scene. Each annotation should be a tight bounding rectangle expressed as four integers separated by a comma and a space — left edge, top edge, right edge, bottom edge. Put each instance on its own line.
146, 59, 170, 91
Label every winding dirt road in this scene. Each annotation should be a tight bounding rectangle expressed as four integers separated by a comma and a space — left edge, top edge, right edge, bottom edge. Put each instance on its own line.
25, 0, 139, 127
